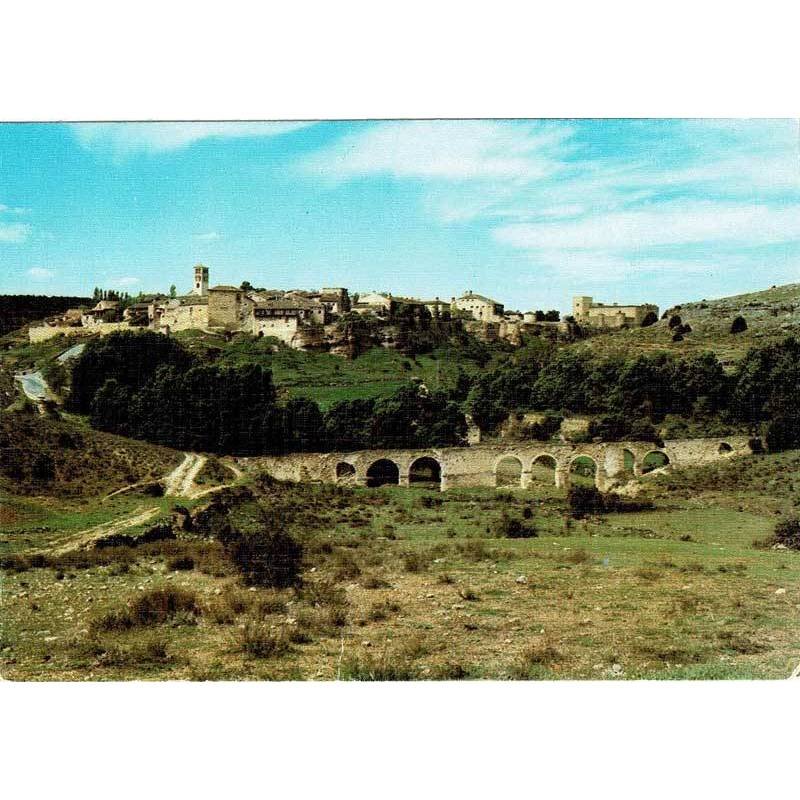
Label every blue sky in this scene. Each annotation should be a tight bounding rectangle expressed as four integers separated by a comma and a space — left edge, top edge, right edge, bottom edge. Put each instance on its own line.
1, 119, 798, 313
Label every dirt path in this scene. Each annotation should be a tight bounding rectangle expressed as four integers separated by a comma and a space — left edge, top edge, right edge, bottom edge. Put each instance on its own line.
162, 453, 207, 497
44, 506, 162, 555
39, 453, 237, 555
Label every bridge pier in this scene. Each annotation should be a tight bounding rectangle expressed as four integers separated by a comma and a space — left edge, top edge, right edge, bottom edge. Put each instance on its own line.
555, 466, 569, 489
521, 469, 533, 489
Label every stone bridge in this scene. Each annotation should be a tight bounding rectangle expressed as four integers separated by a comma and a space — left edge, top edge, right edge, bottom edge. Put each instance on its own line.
243, 436, 753, 492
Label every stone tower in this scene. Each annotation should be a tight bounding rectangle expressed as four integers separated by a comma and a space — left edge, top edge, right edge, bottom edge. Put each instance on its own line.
193, 264, 209, 297
572, 295, 593, 321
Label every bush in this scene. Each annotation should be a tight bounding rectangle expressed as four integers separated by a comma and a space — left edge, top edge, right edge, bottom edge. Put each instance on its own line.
765, 414, 800, 452
497, 513, 537, 539
640, 311, 658, 327
227, 529, 303, 588
167, 555, 195, 571
771, 517, 800, 550
567, 486, 605, 517
91, 586, 201, 631
668, 314, 682, 329
241, 621, 290, 658
730, 315, 747, 334
568, 486, 653, 518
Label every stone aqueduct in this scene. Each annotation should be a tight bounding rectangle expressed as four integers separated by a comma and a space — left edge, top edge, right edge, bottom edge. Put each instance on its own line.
245, 436, 752, 492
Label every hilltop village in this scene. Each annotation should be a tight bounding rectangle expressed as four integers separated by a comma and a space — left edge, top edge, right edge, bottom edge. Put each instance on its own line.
29, 263, 659, 354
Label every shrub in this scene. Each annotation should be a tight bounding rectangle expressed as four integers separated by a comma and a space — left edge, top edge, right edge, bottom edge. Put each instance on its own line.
91, 587, 201, 632
401, 551, 427, 573
668, 314, 682, 329
567, 485, 653, 517
130, 587, 201, 625
770, 517, 800, 550
497, 513, 537, 539
567, 485, 605, 517
227, 529, 303, 588
640, 311, 658, 327
765, 414, 800, 452
241, 621, 289, 658
730, 315, 747, 334
167, 555, 194, 571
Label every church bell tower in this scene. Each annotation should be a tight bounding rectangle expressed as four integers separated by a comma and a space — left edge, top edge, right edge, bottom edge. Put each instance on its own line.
193, 264, 209, 296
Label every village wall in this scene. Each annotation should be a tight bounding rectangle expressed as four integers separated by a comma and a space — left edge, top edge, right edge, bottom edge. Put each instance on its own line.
28, 322, 131, 343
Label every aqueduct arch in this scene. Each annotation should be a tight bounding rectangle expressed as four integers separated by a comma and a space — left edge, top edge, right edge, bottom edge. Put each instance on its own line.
408, 456, 442, 487
569, 454, 598, 487
495, 455, 524, 487
641, 450, 670, 474
247, 436, 752, 493
366, 458, 400, 487
335, 461, 356, 483
530, 453, 557, 485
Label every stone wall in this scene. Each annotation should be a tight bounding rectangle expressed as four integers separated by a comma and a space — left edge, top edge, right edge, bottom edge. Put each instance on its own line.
28, 322, 131, 343
159, 302, 209, 332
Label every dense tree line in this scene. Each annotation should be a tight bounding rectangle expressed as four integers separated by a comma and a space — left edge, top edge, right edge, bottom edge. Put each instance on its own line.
73, 332, 467, 454
0, 295, 91, 336
467, 337, 800, 449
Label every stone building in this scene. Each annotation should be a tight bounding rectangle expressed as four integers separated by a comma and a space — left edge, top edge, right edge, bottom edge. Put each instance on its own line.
81, 299, 120, 326
319, 288, 351, 315
208, 285, 243, 329
452, 291, 505, 322
352, 292, 394, 317
572, 296, 658, 329
157, 296, 209, 332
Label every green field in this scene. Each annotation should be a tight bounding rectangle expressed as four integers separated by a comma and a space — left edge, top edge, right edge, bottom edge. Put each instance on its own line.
2, 450, 798, 681
175, 330, 501, 409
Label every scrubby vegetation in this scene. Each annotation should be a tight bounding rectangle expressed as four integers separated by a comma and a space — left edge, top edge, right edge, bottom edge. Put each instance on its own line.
0, 413, 180, 497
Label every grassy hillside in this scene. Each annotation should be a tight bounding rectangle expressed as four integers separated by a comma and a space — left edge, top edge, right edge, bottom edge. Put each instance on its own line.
571, 282, 800, 367
174, 330, 505, 409
0, 411, 182, 498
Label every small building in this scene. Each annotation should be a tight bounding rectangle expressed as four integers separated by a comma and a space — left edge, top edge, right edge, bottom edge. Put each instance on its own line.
82, 299, 120, 326
352, 292, 394, 317
451, 291, 505, 322
572, 296, 658, 329
319, 287, 351, 315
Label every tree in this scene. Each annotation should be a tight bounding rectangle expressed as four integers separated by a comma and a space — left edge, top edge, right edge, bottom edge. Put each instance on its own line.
323, 399, 375, 450
169, 284, 177, 299
640, 311, 658, 327
730, 315, 747, 334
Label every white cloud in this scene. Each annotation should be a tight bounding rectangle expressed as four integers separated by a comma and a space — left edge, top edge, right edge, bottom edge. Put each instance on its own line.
494, 201, 800, 251
525, 250, 723, 282
303, 120, 573, 181
116, 276, 141, 287
27, 267, 54, 279
0, 222, 30, 242
70, 122, 311, 158
0, 203, 30, 214
194, 231, 221, 241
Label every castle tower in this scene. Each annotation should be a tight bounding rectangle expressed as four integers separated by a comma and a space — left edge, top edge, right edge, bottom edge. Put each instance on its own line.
193, 264, 209, 297
572, 295, 593, 321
